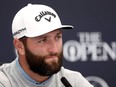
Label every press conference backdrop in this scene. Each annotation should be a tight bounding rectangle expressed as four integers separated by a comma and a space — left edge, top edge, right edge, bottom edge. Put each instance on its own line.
0, 0, 116, 87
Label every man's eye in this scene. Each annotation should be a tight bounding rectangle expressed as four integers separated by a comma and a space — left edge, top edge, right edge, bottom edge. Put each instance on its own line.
38, 39, 46, 43
56, 35, 62, 40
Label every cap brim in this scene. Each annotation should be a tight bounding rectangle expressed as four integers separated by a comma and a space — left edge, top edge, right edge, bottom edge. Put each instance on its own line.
60, 25, 74, 29
25, 25, 74, 38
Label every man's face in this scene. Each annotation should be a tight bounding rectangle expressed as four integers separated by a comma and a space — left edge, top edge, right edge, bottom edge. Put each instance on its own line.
24, 29, 63, 76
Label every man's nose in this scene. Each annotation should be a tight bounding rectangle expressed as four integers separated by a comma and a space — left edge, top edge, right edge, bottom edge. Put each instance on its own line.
48, 40, 58, 53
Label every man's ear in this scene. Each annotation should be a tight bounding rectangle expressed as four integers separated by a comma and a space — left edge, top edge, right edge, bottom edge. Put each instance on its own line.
13, 39, 25, 55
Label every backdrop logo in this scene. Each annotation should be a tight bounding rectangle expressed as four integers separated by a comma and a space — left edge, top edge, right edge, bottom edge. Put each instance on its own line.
63, 32, 116, 62
86, 76, 109, 87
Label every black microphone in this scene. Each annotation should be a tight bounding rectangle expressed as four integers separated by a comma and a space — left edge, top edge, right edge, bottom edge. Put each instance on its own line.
61, 77, 72, 87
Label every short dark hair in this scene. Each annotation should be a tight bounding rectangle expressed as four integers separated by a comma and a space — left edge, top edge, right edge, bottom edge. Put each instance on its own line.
19, 36, 27, 47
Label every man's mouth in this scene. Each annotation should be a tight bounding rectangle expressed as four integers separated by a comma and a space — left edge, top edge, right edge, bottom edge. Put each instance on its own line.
45, 55, 58, 63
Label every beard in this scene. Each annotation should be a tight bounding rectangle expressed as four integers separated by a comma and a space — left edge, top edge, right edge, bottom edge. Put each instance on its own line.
25, 46, 63, 76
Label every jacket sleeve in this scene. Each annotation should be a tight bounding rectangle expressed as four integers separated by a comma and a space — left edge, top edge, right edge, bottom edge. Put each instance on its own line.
75, 72, 94, 87
0, 70, 11, 87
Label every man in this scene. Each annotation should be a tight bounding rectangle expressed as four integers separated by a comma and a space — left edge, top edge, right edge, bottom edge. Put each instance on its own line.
0, 3, 93, 87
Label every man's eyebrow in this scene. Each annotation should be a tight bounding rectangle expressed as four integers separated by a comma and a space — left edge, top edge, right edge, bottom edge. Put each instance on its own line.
39, 35, 47, 38
33, 35, 47, 40
56, 31, 62, 35
40, 30, 62, 37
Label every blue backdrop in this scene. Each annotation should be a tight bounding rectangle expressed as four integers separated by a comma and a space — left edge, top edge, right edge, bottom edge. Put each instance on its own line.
0, 0, 116, 87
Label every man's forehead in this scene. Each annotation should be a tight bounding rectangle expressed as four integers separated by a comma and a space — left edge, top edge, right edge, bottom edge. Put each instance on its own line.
34, 29, 62, 38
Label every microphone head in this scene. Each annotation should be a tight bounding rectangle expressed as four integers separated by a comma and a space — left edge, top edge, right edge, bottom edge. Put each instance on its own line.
61, 77, 72, 87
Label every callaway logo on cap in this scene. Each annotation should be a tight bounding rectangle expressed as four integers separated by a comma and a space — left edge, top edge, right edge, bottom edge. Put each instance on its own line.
12, 3, 73, 39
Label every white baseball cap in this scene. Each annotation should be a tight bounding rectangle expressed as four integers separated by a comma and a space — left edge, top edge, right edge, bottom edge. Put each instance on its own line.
12, 3, 73, 39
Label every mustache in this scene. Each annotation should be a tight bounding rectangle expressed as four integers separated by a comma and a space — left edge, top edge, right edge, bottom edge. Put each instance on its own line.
45, 53, 58, 58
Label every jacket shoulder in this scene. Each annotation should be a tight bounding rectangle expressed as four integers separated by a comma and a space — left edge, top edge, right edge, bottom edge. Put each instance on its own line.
0, 63, 12, 87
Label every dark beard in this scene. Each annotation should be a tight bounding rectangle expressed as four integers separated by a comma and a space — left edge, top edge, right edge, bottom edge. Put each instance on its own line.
25, 46, 63, 76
